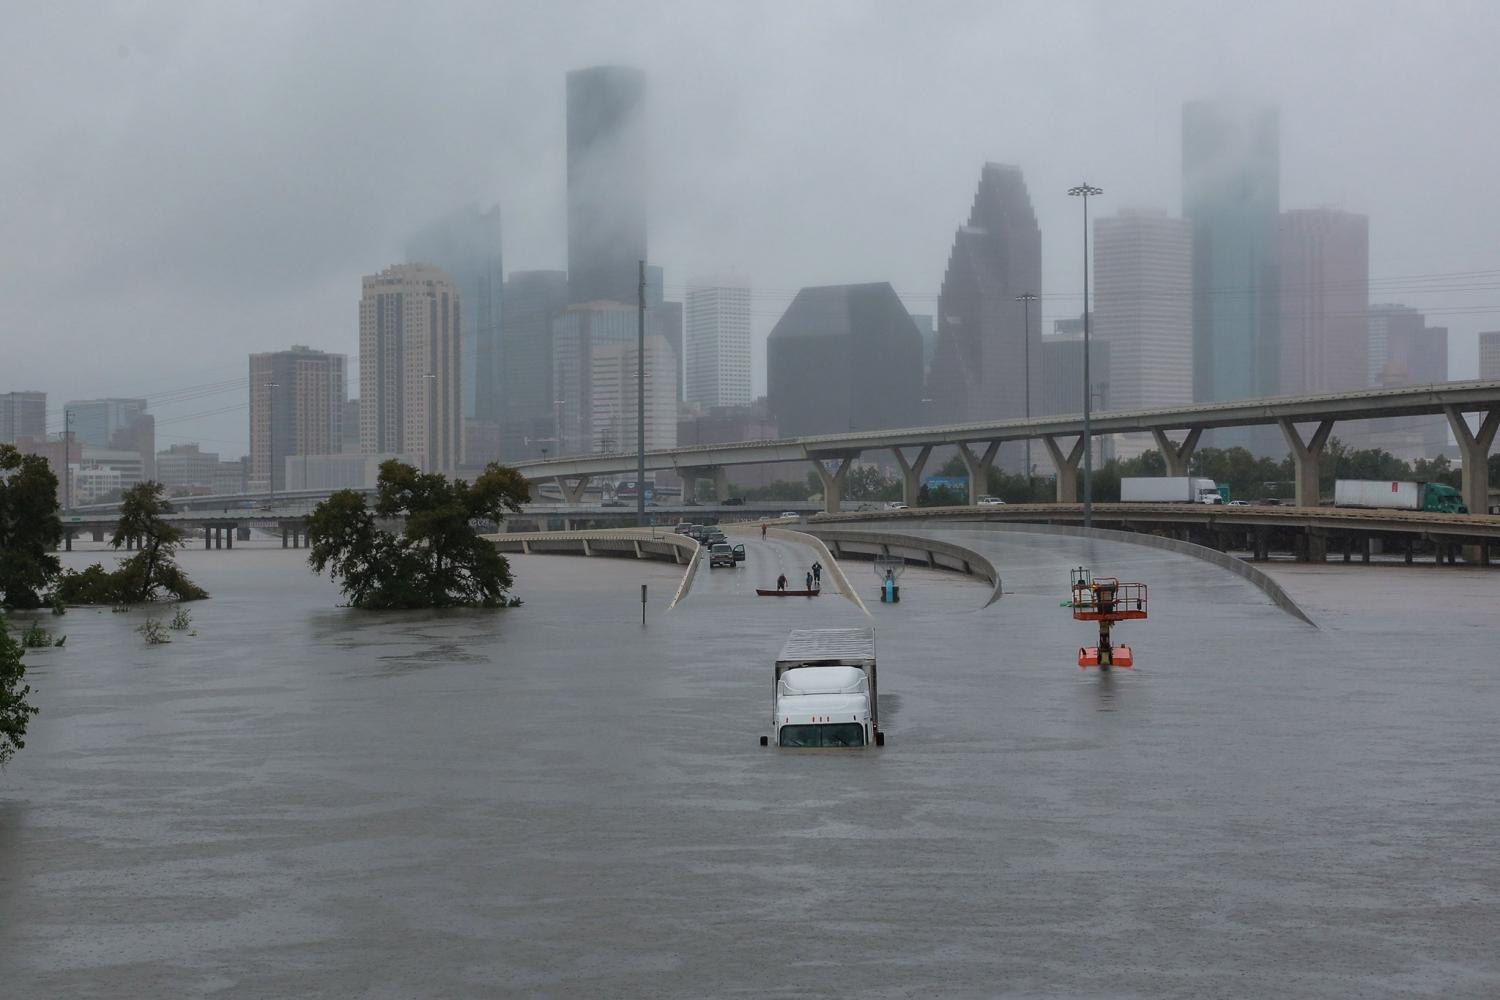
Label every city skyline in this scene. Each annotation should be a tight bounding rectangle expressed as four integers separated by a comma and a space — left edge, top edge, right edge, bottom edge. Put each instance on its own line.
6, 3, 1500, 458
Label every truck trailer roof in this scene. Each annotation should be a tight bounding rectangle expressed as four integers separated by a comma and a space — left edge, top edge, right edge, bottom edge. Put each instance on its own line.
777, 628, 876, 664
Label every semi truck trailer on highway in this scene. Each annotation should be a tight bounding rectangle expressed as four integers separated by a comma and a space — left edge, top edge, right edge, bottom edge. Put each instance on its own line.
1333, 479, 1468, 513
1120, 476, 1223, 504
761, 628, 884, 748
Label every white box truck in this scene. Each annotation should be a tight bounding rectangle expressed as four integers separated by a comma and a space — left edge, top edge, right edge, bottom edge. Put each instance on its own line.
1120, 476, 1223, 504
760, 628, 885, 748
1333, 479, 1467, 514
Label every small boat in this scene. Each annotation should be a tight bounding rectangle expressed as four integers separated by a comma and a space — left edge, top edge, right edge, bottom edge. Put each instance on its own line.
756, 588, 821, 597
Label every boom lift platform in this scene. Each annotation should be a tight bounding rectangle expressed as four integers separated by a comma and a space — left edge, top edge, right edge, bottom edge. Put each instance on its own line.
1068, 567, 1147, 670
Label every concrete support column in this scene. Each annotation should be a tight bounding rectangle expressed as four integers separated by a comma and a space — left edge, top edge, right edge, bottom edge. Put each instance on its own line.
92, 528, 104, 543
554, 476, 591, 504
282, 527, 289, 548
891, 445, 933, 507
205, 528, 213, 550
1150, 427, 1204, 477
957, 442, 1001, 505
216, 526, 224, 550
1444, 405, 1499, 516
226, 526, 234, 550
810, 455, 856, 514
710, 467, 729, 504
679, 471, 698, 504
1042, 435, 1086, 503
1279, 418, 1335, 508
1362, 536, 1371, 563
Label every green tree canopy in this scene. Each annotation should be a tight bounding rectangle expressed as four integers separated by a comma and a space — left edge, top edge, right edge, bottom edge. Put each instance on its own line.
53, 481, 207, 605
0, 444, 63, 609
0, 615, 41, 765
306, 460, 530, 609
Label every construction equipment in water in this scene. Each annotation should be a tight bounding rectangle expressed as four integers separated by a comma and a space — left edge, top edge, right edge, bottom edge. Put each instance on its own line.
1068, 567, 1147, 671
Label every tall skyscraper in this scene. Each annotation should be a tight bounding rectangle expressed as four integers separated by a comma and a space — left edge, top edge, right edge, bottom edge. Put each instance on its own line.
588, 335, 677, 454
0, 391, 46, 445
1093, 208, 1193, 459
685, 277, 752, 409
1278, 208, 1368, 395
1480, 331, 1500, 380
403, 205, 504, 428
249, 346, 348, 492
64, 398, 148, 449
1183, 100, 1280, 409
359, 264, 462, 473
567, 65, 647, 306
500, 270, 569, 459
551, 302, 638, 456
767, 283, 923, 438
1365, 303, 1449, 459
926, 163, 1041, 468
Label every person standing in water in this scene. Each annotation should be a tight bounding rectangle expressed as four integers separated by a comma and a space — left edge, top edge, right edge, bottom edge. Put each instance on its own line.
776, 573, 787, 592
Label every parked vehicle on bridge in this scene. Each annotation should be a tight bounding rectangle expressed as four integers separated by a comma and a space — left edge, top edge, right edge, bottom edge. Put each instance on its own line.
1120, 476, 1223, 504
884, 501, 910, 510
976, 496, 1007, 505
709, 543, 737, 568
760, 628, 885, 749
722, 497, 745, 506
779, 511, 800, 519
1333, 479, 1468, 514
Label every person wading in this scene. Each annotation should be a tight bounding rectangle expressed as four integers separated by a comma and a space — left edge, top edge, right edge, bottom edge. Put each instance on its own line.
776, 573, 788, 593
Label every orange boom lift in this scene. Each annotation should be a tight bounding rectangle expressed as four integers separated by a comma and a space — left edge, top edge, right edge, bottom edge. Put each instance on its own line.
1068, 567, 1147, 671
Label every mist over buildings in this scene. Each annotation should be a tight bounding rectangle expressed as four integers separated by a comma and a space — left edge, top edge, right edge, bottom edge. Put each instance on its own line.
4, 0, 1500, 456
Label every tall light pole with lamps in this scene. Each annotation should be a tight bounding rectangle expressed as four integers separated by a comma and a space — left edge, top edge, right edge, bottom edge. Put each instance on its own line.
1016, 292, 1037, 498
1067, 183, 1102, 528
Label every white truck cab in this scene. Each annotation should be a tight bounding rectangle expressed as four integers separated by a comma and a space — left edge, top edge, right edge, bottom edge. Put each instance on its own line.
761, 628, 885, 748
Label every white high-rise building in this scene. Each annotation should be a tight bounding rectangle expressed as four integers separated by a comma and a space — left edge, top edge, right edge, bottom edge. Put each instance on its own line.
685, 277, 752, 408
588, 335, 678, 455
358, 264, 462, 473
1093, 208, 1193, 460
1477, 331, 1500, 381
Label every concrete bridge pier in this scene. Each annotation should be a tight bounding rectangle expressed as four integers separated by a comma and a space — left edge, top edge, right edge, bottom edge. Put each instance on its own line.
891, 445, 933, 507
1445, 405, 1499, 516
1042, 435, 1085, 503
92, 527, 105, 543
957, 441, 1001, 504
1279, 418, 1335, 508
1151, 427, 1204, 476
205, 526, 213, 550
809, 453, 857, 513
63, 530, 73, 552
553, 475, 591, 504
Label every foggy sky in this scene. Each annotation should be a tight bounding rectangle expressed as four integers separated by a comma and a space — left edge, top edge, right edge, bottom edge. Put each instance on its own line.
5, 0, 1500, 456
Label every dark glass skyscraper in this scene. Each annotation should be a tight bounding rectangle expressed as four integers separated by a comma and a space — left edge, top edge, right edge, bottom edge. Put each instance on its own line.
926, 163, 1041, 470
767, 283, 923, 438
499, 270, 569, 459
404, 205, 503, 425
1183, 101, 1280, 405
567, 66, 647, 306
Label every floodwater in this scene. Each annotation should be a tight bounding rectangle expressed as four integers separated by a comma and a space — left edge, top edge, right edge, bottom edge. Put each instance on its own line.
1, 529, 1498, 998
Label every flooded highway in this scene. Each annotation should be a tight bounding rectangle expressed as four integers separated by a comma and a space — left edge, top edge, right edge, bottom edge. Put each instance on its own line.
2, 529, 1498, 997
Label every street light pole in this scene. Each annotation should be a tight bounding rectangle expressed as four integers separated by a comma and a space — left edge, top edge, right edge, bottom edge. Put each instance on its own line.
264, 381, 280, 504
1067, 183, 1103, 528
63, 408, 71, 513
1016, 292, 1037, 499
637, 259, 647, 526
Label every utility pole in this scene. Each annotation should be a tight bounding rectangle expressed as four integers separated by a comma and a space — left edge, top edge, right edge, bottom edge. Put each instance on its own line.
63, 408, 71, 512
1068, 183, 1103, 528
637, 259, 647, 526
264, 381, 280, 504
1016, 292, 1037, 499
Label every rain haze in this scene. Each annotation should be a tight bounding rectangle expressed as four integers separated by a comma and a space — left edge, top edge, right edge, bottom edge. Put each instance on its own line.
4, 0, 1500, 453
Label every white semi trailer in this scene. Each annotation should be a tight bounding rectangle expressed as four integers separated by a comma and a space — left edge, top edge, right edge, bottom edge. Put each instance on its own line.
1120, 476, 1223, 504
761, 628, 885, 748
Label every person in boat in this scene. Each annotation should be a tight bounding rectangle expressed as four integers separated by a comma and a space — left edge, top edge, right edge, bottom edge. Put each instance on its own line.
812, 561, 822, 584
776, 573, 787, 592
805, 570, 814, 591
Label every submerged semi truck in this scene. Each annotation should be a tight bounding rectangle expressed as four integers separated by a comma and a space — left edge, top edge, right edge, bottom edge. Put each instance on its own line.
1333, 480, 1468, 513
1120, 476, 1223, 504
761, 628, 885, 748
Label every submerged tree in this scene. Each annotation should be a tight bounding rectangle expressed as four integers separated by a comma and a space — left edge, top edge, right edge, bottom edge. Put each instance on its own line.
306, 460, 530, 609
54, 482, 207, 605
0, 615, 41, 765
0, 444, 63, 609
